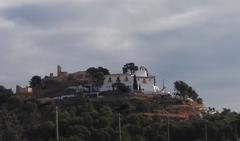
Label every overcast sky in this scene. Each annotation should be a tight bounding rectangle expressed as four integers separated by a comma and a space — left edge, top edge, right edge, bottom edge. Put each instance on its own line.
0, 0, 240, 111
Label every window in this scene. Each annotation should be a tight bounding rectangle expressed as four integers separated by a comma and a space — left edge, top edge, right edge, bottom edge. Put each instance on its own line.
108, 77, 112, 83
116, 77, 121, 83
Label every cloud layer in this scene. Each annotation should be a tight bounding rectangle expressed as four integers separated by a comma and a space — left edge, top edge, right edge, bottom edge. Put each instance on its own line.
0, 0, 240, 111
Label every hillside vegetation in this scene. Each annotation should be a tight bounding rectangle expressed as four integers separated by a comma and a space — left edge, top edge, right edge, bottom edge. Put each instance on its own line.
1, 85, 240, 141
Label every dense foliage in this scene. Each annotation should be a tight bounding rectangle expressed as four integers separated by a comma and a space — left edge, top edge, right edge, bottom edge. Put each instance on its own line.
86, 67, 110, 86
0, 85, 13, 104
174, 81, 203, 103
122, 63, 138, 74
112, 82, 130, 93
29, 76, 42, 88
1, 84, 240, 141
133, 75, 138, 91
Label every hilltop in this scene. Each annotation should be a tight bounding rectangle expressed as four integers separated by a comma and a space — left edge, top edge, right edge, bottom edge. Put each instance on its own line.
15, 63, 206, 120
0, 65, 237, 141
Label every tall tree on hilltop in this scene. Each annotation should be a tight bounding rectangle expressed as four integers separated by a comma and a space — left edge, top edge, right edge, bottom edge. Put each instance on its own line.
174, 81, 199, 100
29, 76, 41, 88
122, 63, 138, 74
87, 67, 110, 75
86, 67, 110, 87
97, 67, 110, 75
133, 75, 138, 91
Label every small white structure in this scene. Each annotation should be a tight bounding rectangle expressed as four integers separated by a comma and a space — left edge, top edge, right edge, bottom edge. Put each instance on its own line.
100, 66, 160, 94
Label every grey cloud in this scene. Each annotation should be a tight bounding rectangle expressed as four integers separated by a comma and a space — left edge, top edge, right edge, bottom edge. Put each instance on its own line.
0, 0, 240, 111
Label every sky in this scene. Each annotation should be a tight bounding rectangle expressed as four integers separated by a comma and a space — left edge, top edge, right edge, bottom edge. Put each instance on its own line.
0, 0, 240, 111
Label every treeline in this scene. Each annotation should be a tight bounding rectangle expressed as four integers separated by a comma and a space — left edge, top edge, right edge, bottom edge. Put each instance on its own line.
0, 85, 240, 141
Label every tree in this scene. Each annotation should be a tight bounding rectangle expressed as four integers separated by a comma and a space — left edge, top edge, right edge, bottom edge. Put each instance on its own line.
30, 76, 42, 88
174, 81, 189, 95
86, 67, 110, 86
122, 63, 138, 74
0, 109, 23, 141
97, 67, 110, 75
86, 67, 109, 76
152, 135, 167, 141
66, 136, 84, 141
6, 96, 24, 111
133, 75, 138, 91
92, 129, 111, 141
0, 85, 13, 104
94, 72, 105, 86
112, 83, 130, 93
0, 85, 13, 95
174, 81, 199, 100
136, 100, 150, 112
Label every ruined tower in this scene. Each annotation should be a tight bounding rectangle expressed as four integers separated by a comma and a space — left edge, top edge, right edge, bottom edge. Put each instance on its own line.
57, 65, 62, 77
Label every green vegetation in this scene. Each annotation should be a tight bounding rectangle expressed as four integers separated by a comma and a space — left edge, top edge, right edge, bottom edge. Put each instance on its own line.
1, 80, 240, 141
133, 75, 138, 91
29, 75, 42, 88
112, 82, 130, 93
122, 63, 138, 74
0, 85, 13, 104
86, 67, 110, 86
174, 81, 203, 103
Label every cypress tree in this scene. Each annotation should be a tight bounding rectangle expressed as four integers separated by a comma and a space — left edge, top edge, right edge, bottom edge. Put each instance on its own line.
133, 75, 138, 91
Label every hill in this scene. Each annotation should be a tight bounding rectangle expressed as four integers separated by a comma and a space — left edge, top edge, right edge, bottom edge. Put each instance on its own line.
0, 84, 240, 141
84, 92, 205, 120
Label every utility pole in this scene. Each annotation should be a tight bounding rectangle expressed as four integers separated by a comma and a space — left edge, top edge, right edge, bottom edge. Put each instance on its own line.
167, 116, 170, 141
235, 124, 238, 141
204, 123, 208, 141
119, 113, 122, 141
56, 106, 59, 141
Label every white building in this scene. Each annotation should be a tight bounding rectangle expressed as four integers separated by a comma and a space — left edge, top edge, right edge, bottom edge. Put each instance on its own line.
16, 85, 33, 96
100, 66, 159, 94
100, 73, 133, 92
